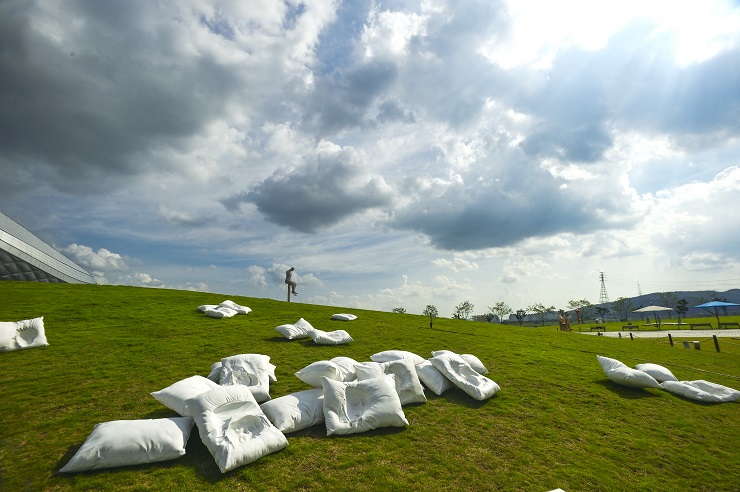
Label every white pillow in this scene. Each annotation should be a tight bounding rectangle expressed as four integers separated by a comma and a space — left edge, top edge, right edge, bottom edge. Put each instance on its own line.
207, 361, 222, 382
220, 354, 272, 402
204, 306, 238, 318
635, 363, 678, 383
187, 386, 288, 473
219, 300, 251, 314
371, 350, 425, 365
274, 323, 309, 340
0, 317, 48, 352
415, 360, 454, 396
331, 313, 357, 321
430, 353, 500, 401
197, 304, 219, 312
321, 375, 409, 436
260, 388, 324, 433
0, 321, 18, 352
151, 375, 220, 416
308, 328, 353, 345
461, 354, 489, 375
295, 360, 343, 387
329, 356, 359, 382
294, 318, 315, 333
59, 417, 194, 472
355, 360, 427, 405
596, 356, 661, 389
661, 380, 740, 403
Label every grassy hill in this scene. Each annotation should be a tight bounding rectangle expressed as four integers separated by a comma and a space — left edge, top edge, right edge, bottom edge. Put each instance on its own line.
1, 282, 739, 491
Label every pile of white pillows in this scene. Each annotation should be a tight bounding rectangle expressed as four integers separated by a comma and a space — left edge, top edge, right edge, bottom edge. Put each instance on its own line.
60, 348, 499, 473
274, 317, 354, 345
597, 355, 740, 403
196, 300, 252, 318
0, 317, 48, 352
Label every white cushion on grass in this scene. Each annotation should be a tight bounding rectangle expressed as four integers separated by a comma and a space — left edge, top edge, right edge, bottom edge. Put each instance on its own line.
219, 300, 251, 314
660, 380, 740, 403
597, 355, 661, 389
187, 385, 288, 473
295, 360, 343, 387
294, 318, 315, 333
370, 350, 425, 365
151, 375, 220, 416
355, 360, 427, 406
274, 323, 307, 340
59, 417, 194, 472
415, 360, 454, 396
308, 328, 353, 345
635, 363, 678, 383
0, 318, 48, 352
260, 388, 324, 433
330, 356, 359, 382
207, 361, 222, 382
197, 304, 219, 312
220, 354, 272, 402
431, 350, 487, 373
322, 374, 409, 436
331, 313, 357, 321
204, 306, 239, 318
430, 353, 500, 401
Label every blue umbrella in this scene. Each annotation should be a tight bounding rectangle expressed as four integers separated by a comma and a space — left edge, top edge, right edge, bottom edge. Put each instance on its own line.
693, 301, 740, 326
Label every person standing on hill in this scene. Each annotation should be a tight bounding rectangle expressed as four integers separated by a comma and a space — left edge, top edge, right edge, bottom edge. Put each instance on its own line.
285, 267, 297, 296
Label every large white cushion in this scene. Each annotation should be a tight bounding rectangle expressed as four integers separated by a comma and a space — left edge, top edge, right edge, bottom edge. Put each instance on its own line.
329, 356, 359, 382
187, 385, 288, 473
219, 300, 251, 314
197, 304, 219, 312
220, 354, 272, 402
321, 375, 409, 436
430, 353, 500, 401
59, 417, 194, 472
371, 350, 425, 365
308, 328, 353, 345
331, 313, 357, 321
274, 323, 308, 340
355, 360, 427, 405
431, 350, 488, 374
661, 380, 740, 403
0, 317, 48, 352
597, 356, 661, 389
260, 388, 324, 433
415, 360, 454, 396
295, 360, 344, 387
204, 306, 238, 318
151, 375, 220, 416
209, 359, 276, 383
294, 318, 315, 334
635, 363, 678, 383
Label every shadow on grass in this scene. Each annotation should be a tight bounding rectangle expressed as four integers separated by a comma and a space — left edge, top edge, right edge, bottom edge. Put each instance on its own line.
595, 380, 662, 399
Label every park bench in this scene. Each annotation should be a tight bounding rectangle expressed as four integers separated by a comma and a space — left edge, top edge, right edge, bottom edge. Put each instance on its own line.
718, 322, 740, 329
689, 323, 713, 330
589, 325, 606, 332
622, 325, 639, 331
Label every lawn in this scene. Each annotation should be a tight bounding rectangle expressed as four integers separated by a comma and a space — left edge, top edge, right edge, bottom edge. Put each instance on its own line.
1, 282, 739, 491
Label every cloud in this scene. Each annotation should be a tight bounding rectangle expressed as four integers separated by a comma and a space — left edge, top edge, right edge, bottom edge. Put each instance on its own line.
61, 244, 128, 272
433, 255, 479, 272
240, 141, 393, 232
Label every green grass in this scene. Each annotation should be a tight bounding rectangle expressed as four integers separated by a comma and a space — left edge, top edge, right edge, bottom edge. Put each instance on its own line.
1, 282, 739, 491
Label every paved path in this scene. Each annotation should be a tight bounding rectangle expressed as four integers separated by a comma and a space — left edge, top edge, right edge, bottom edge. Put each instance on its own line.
579, 329, 740, 338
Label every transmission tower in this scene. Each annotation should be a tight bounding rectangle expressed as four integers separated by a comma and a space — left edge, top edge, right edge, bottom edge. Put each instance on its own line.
637, 282, 643, 296
599, 272, 611, 305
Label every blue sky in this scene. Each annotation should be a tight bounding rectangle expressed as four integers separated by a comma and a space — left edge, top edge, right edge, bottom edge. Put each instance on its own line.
1, 0, 739, 316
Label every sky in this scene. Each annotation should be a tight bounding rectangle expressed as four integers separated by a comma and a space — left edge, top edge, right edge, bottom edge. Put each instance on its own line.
1, 0, 739, 317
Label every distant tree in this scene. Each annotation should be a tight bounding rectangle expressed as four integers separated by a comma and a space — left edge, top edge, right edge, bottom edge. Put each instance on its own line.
486, 302, 512, 323
657, 292, 679, 318
452, 301, 474, 320
529, 303, 556, 326
422, 305, 438, 318
567, 299, 592, 322
392, 307, 406, 314
595, 306, 609, 321
611, 297, 635, 322
676, 299, 689, 324
515, 309, 528, 326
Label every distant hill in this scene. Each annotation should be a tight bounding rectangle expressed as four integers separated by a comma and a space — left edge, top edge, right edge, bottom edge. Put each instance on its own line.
596, 289, 740, 316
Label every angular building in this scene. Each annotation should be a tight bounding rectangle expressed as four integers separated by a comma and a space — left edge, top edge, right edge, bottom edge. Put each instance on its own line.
0, 211, 95, 284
